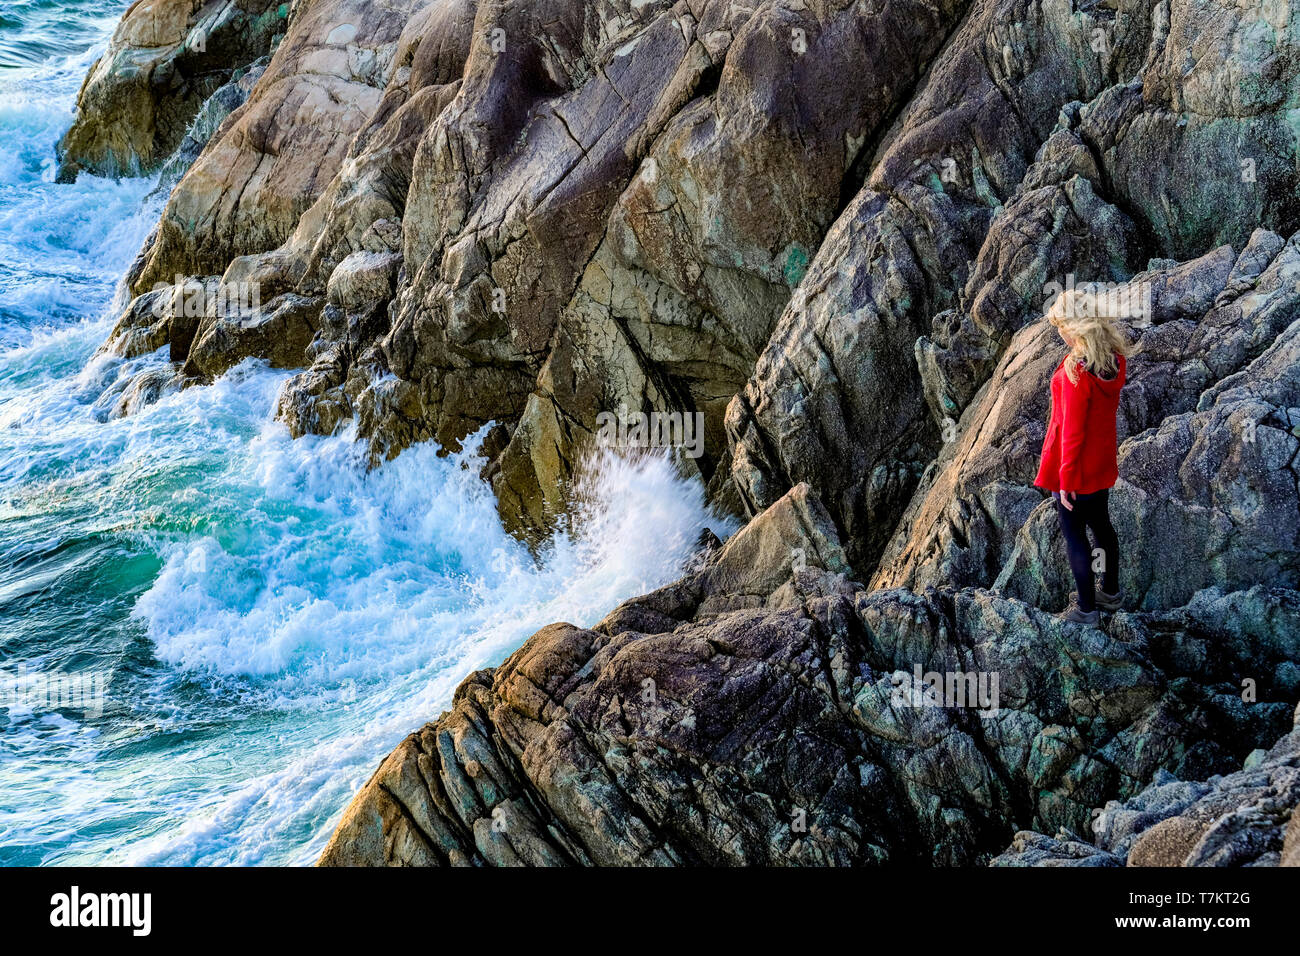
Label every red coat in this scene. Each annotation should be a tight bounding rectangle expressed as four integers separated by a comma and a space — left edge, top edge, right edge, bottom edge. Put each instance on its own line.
1035, 354, 1125, 494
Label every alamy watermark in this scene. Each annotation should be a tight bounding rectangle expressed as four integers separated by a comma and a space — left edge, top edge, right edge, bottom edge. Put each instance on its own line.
150, 276, 261, 323
1042, 274, 1152, 324
0, 664, 109, 718
50, 886, 150, 936
594, 403, 706, 459
890, 664, 1000, 717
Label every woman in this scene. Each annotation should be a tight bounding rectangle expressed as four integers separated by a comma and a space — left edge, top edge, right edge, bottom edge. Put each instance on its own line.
1034, 289, 1134, 625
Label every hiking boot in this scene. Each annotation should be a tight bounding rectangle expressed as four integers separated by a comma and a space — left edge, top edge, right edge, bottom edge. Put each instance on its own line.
1096, 589, 1123, 612
1070, 590, 1123, 613
1059, 605, 1101, 626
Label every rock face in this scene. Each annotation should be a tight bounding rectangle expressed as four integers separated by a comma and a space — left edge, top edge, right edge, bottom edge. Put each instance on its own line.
319, 484, 1299, 866
728, 0, 1300, 574
874, 233, 1300, 609
73, 0, 1300, 865
994, 707, 1300, 868
57, 0, 286, 180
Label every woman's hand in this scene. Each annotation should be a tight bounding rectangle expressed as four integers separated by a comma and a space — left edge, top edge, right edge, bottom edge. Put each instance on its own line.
1060, 490, 1076, 511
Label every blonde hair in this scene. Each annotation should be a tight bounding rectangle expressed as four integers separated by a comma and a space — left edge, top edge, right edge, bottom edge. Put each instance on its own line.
1045, 288, 1137, 384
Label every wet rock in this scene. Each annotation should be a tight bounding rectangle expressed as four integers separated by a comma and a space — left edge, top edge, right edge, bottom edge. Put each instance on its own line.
57, 0, 285, 180
184, 291, 321, 378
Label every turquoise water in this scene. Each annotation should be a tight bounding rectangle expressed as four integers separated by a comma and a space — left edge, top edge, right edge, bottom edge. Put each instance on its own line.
0, 1, 727, 865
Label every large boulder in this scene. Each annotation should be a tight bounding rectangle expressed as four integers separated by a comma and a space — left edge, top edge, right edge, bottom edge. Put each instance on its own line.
130, 0, 437, 290
57, 0, 285, 180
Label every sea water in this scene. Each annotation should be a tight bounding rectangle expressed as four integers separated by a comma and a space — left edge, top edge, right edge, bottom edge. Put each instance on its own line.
0, 0, 730, 865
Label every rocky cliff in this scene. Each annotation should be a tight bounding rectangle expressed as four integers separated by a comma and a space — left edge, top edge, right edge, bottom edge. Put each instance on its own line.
65, 0, 1300, 865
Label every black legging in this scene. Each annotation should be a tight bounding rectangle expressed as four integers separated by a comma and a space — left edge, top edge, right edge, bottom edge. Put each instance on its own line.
1053, 489, 1120, 612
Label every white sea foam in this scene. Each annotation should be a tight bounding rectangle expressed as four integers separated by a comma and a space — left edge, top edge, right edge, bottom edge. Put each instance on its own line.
140, 423, 726, 687
6, 337, 732, 865
125, 390, 731, 864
